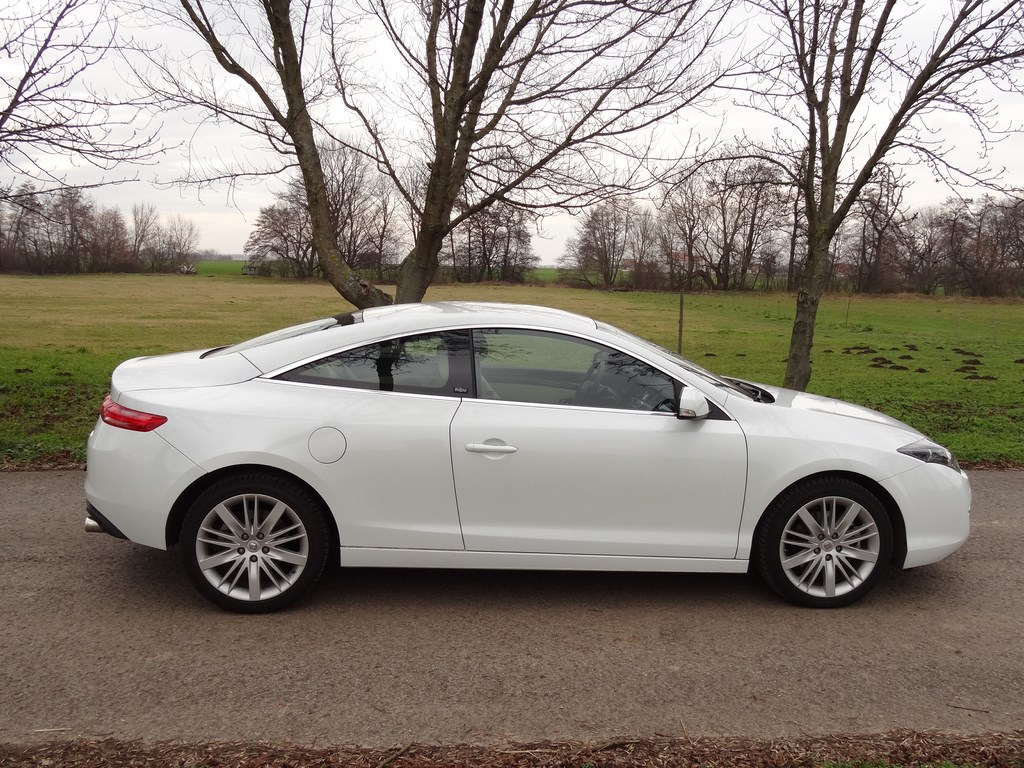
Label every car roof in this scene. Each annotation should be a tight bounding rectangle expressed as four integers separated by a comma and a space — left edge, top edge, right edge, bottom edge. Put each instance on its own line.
238, 301, 600, 373
360, 301, 598, 329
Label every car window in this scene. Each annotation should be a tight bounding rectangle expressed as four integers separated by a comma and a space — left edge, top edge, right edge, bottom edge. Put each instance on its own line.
202, 313, 362, 358
278, 331, 470, 397
473, 329, 677, 412
596, 320, 753, 399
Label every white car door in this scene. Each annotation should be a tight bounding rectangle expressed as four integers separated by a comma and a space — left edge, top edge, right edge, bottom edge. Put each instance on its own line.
449, 329, 747, 559
271, 330, 471, 550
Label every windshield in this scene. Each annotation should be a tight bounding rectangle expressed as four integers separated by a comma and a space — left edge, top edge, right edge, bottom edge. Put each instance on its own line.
596, 321, 753, 399
203, 313, 361, 358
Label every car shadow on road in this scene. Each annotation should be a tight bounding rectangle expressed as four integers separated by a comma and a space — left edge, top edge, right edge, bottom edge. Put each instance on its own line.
90, 540, 964, 617
310, 561, 960, 614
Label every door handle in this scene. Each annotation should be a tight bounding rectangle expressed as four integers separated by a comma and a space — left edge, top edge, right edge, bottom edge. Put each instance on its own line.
465, 443, 518, 454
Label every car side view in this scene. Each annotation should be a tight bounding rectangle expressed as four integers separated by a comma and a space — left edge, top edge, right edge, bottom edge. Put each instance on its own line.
85, 302, 970, 612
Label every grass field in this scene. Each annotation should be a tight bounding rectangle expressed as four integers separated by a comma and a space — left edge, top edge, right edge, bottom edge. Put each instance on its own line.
525, 266, 560, 283
194, 259, 245, 276
1, 273, 1022, 467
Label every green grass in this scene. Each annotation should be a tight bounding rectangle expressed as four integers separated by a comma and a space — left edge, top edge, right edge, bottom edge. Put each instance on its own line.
194, 259, 245, 276
1, 274, 1022, 467
525, 266, 559, 283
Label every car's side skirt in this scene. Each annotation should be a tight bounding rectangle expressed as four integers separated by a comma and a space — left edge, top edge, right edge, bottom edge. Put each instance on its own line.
338, 547, 748, 573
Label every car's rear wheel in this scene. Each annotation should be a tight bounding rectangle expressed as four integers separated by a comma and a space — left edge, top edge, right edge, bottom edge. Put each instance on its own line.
181, 473, 329, 613
755, 477, 893, 608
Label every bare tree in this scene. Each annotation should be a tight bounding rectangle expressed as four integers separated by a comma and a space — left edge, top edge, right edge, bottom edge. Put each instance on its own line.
783, 156, 807, 292
662, 177, 714, 290
0, 0, 157, 202
363, 186, 401, 282
244, 201, 316, 278
0, 184, 42, 271
701, 157, 784, 289
139, 0, 393, 307
845, 165, 906, 293
130, 203, 160, 269
944, 195, 1023, 296
560, 200, 637, 289
0, 186, 217, 275
319, 141, 400, 275
330, 0, 735, 303
142, 214, 199, 273
662, 155, 786, 290
45, 186, 92, 272
627, 206, 665, 290
85, 205, 131, 272
893, 206, 947, 294
746, 0, 1024, 389
446, 202, 537, 283
734, 161, 786, 290
139, 0, 734, 306
242, 141, 402, 279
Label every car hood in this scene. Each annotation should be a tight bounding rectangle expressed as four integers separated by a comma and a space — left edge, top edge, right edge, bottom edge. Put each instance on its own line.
111, 350, 262, 396
752, 384, 921, 435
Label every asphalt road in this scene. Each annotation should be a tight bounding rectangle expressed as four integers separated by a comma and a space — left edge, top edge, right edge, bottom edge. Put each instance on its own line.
1, 470, 1021, 747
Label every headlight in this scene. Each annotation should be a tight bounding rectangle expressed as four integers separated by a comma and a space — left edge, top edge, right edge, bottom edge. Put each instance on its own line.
898, 438, 961, 471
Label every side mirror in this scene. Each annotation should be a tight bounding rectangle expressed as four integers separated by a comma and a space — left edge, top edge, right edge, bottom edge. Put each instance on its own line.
677, 387, 710, 420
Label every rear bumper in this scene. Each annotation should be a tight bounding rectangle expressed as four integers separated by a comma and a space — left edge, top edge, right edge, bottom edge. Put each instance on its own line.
84, 503, 127, 539
85, 420, 206, 549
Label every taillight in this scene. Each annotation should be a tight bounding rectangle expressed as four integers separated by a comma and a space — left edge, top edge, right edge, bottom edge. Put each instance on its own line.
100, 396, 168, 432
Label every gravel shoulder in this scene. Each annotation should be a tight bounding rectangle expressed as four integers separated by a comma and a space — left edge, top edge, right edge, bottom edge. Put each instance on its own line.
4, 731, 1024, 768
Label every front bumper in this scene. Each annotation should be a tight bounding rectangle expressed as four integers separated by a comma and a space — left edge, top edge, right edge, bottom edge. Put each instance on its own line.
880, 464, 971, 569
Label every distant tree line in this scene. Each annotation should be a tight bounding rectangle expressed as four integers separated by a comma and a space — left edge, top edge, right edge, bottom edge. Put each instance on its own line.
443, 202, 538, 284
243, 142, 539, 284
243, 142, 401, 282
0, 184, 203, 274
559, 160, 1024, 298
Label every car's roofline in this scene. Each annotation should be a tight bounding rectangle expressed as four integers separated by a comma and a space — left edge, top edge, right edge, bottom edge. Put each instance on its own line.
237, 302, 599, 373
358, 301, 599, 331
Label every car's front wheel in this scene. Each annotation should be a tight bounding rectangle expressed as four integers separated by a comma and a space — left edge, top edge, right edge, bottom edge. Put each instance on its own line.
755, 477, 893, 608
181, 473, 329, 613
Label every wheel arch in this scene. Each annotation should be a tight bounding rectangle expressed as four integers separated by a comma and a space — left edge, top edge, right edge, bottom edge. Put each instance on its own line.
751, 470, 907, 568
166, 464, 340, 556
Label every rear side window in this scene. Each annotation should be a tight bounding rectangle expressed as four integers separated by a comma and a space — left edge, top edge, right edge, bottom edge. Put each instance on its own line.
203, 313, 361, 358
278, 330, 471, 397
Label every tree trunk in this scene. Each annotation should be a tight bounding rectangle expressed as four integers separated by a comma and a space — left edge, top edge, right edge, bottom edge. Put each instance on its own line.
783, 287, 820, 390
783, 234, 828, 390
299, 144, 393, 308
266, 0, 393, 310
394, 227, 445, 303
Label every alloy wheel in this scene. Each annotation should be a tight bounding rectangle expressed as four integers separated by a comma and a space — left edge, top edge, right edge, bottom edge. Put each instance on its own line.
778, 495, 881, 599
194, 493, 310, 603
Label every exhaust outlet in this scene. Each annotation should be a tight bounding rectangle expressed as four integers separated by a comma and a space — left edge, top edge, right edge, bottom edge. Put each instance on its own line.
84, 504, 128, 539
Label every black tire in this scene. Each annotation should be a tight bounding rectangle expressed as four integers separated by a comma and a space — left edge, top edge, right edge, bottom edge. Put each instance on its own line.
755, 476, 893, 608
180, 472, 330, 613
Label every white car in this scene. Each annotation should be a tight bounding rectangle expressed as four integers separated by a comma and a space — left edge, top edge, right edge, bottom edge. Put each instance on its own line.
85, 301, 970, 612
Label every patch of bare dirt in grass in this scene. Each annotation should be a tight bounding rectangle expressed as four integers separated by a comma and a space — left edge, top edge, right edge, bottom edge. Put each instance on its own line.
3, 732, 1024, 768
0, 454, 83, 472
960, 459, 1024, 470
